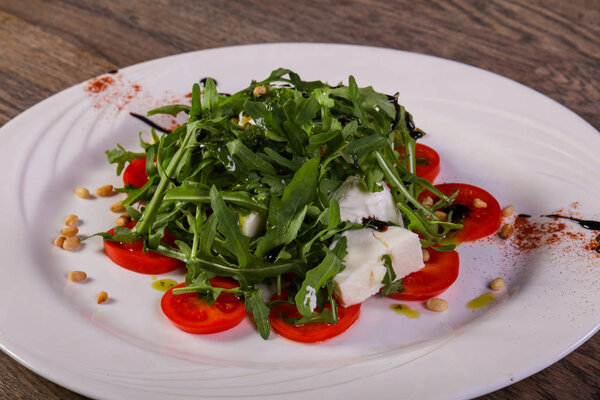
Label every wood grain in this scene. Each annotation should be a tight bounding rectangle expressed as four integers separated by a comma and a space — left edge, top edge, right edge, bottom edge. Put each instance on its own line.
0, 1, 598, 399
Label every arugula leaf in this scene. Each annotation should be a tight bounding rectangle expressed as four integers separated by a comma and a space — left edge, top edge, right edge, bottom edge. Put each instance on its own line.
105, 145, 145, 175
255, 157, 319, 257
147, 104, 191, 117
294, 237, 347, 316
209, 186, 250, 268
245, 289, 271, 339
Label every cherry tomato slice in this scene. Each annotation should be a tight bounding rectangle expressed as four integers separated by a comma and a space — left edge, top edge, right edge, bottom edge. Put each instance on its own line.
123, 158, 148, 188
387, 249, 459, 301
396, 143, 441, 183
161, 278, 246, 334
269, 299, 361, 343
103, 222, 183, 274
420, 183, 502, 242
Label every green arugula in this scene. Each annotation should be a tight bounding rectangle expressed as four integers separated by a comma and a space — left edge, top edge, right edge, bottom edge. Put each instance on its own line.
103, 69, 460, 339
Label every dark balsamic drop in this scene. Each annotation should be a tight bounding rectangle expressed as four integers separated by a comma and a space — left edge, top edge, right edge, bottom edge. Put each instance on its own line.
405, 112, 416, 131
542, 214, 600, 231
518, 214, 531, 218
443, 203, 472, 224
199, 77, 218, 87
386, 95, 401, 131
361, 217, 390, 232
410, 129, 425, 140
108, 69, 119, 74
129, 112, 171, 134
596, 234, 600, 242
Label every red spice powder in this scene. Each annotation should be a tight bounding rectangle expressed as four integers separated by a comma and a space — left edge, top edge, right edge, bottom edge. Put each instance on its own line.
83, 74, 143, 111
84, 76, 115, 93
507, 214, 597, 257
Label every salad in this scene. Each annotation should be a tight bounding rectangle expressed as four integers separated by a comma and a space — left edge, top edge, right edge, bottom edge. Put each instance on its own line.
97, 69, 502, 342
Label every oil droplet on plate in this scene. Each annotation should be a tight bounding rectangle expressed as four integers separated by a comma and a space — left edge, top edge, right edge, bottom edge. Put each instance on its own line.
390, 304, 420, 319
467, 293, 496, 309
152, 279, 177, 292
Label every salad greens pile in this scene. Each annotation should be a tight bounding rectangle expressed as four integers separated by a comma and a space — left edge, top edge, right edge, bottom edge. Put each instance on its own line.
101, 69, 460, 339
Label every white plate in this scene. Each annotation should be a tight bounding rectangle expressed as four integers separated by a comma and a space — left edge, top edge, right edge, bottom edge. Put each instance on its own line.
1, 43, 599, 400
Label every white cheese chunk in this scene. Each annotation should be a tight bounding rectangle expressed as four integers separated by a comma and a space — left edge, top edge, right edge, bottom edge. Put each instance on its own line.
239, 211, 264, 237
333, 226, 424, 306
332, 176, 403, 226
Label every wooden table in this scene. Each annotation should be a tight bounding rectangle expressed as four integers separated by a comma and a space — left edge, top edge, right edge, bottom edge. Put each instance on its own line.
0, 1, 598, 398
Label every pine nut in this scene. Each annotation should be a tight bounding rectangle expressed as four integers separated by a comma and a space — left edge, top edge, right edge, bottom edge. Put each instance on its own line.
425, 298, 448, 312
74, 187, 90, 199
97, 291, 108, 304
252, 85, 267, 97
68, 270, 87, 282
96, 184, 114, 197
61, 226, 79, 237
473, 198, 488, 208
502, 205, 515, 217
434, 211, 448, 221
110, 200, 126, 213
422, 248, 430, 262
499, 223, 514, 239
490, 277, 505, 291
54, 236, 66, 247
115, 216, 129, 227
62, 236, 81, 250
64, 214, 79, 227
422, 196, 434, 208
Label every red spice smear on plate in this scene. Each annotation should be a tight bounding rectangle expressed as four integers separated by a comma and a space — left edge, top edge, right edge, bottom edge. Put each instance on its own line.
83, 73, 142, 110
85, 76, 115, 93
500, 202, 599, 259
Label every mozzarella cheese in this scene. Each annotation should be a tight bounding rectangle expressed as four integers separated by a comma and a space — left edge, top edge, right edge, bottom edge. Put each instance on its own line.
333, 226, 424, 306
332, 176, 403, 226
239, 211, 264, 237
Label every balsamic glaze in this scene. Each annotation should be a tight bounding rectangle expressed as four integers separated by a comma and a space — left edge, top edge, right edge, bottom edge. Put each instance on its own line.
596, 247, 600, 254
542, 214, 600, 231
443, 204, 472, 224
361, 217, 390, 232
199, 77, 217, 87
596, 234, 600, 242
405, 112, 415, 131
517, 214, 531, 218
108, 69, 119, 74
129, 112, 171, 134
386, 95, 401, 131
410, 129, 425, 140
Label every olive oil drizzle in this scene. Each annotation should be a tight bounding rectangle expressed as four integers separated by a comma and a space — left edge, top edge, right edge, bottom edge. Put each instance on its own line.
390, 304, 420, 318
152, 279, 177, 292
466, 293, 496, 309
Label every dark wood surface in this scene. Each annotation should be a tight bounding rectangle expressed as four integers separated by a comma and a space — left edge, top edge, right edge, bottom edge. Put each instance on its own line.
0, 0, 598, 399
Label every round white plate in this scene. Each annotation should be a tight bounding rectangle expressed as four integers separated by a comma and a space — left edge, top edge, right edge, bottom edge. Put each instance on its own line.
0, 43, 598, 400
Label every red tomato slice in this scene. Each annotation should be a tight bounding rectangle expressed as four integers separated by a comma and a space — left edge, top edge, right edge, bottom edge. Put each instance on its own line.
103, 222, 183, 274
396, 143, 441, 183
269, 298, 360, 343
123, 158, 148, 188
387, 249, 459, 301
420, 183, 502, 242
161, 278, 247, 334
